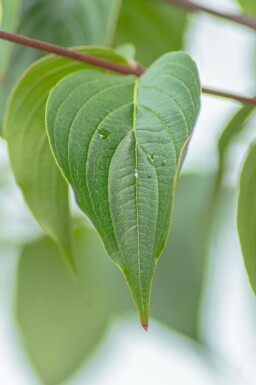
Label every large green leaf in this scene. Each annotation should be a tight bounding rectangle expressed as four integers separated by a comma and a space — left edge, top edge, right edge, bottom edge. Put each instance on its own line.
16, 226, 118, 385
114, 0, 187, 66
4, 47, 130, 269
46, 51, 201, 327
216, 104, 255, 191
237, 0, 256, 15
238, 142, 256, 294
0, 0, 119, 133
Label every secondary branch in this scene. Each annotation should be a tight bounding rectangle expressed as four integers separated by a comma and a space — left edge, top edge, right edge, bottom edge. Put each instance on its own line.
166, 0, 256, 31
0, 30, 256, 106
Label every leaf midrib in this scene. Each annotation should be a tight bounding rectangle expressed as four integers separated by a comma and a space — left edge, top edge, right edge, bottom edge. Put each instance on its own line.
132, 77, 145, 318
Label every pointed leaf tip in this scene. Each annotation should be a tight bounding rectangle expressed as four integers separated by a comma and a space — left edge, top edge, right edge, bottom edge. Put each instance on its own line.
141, 322, 148, 332
46, 51, 200, 322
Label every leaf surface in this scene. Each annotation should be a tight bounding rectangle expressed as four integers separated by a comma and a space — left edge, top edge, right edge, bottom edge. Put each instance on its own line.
238, 142, 256, 294
4, 47, 129, 268
46, 51, 200, 326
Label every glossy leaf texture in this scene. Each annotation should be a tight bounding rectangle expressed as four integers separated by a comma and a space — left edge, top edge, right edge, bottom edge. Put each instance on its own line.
216, 104, 255, 191
46, 52, 201, 327
4, 47, 130, 269
114, 0, 187, 66
0, 0, 119, 133
238, 143, 256, 295
16, 225, 121, 385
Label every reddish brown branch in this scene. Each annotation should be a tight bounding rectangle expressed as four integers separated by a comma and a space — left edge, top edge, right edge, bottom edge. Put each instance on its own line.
0, 30, 256, 106
202, 87, 256, 106
0, 30, 144, 76
166, 0, 256, 31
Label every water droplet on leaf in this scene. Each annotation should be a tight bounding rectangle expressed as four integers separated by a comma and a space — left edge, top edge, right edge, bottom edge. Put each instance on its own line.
134, 169, 138, 178
98, 128, 110, 139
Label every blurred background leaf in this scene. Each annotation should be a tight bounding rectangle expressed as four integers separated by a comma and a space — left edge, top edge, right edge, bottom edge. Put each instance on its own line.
0, 0, 119, 133
0, 0, 21, 76
237, 0, 256, 15
16, 228, 123, 385
16, 172, 216, 385
151, 172, 216, 338
238, 142, 256, 296
114, 0, 187, 66
216, 104, 255, 193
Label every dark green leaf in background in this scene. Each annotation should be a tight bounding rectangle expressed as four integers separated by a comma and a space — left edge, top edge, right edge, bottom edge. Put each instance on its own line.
114, 0, 187, 66
46, 52, 200, 327
0, 0, 119, 133
238, 142, 256, 295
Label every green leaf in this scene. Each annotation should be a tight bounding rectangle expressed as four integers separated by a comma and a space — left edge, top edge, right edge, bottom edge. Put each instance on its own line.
16, 227, 116, 385
0, 0, 21, 76
46, 51, 201, 327
238, 142, 256, 295
114, 0, 187, 66
0, 0, 119, 133
115, 43, 136, 61
0, 1, 2, 26
217, 104, 255, 191
18, 0, 119, 47
237, 0, 256, 15
4, 47, 130, 269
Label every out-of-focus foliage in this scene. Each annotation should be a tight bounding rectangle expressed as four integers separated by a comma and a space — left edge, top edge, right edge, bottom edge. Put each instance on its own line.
0, 0, 118, 133
16, 172, 214, 384
216, 104, 255, 191
114, 0, 187, 66
0, 1, 2, 26
0, 0, 21, 76
0, 0, 187, 134
237, 0, 256, 15
16, 229, 117, 385
152, 173, 215, 338
238, 143, 256, 296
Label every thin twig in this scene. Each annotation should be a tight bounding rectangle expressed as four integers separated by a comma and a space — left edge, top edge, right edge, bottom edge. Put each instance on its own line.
202, 87, 256, 106
0, 30, 256, 106
0, 30, 144, 76
166, 0, 256, 31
